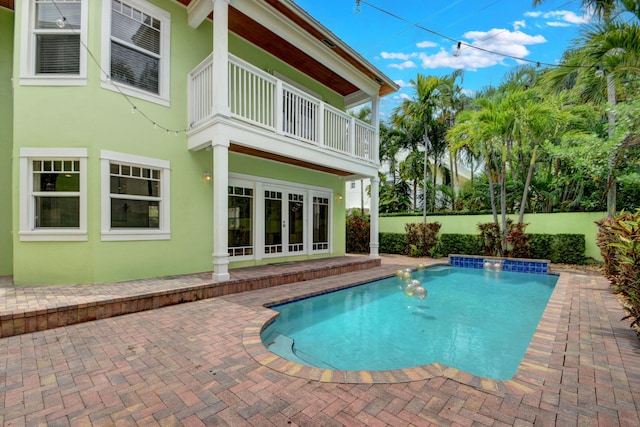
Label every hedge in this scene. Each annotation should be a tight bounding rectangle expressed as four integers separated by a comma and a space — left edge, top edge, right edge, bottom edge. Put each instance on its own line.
432, 234, 482, 257
379, 233, 405, 254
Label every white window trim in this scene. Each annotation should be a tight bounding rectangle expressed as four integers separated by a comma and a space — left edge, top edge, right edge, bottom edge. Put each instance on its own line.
229, 173, 333, 260
100, 150, 171, 241
19, 0, 88, 86
100, 0, 171, 107
19, 148, 88, 241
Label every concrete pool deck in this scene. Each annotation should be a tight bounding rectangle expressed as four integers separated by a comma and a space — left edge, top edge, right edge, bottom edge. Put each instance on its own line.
1, 255, 639, 425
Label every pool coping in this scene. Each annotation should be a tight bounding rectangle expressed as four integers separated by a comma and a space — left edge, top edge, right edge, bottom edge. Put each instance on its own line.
242, 262, 567, 395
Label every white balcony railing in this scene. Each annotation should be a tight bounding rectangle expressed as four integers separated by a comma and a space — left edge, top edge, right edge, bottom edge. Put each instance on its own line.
188, 54, 376, 163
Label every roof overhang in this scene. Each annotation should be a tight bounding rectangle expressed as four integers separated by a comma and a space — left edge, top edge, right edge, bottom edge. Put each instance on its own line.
179, 0, 398, 101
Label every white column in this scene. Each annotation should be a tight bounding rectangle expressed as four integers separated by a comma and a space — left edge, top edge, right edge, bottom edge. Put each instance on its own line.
369, 175, 380, 258
212, 0, 230, 118
369, 93, 381, 257
371, 94, 380, 163
212, 141, 230, 281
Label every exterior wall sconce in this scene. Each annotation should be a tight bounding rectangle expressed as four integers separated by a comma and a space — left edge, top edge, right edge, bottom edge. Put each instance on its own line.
203, 172, 212, 182
336, 193, 343, 200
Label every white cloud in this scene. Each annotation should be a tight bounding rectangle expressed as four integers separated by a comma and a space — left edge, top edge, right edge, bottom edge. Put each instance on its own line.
525, 9, 590, 26
393, 79, 413, 88
416, 40, 438, 49
412, 29, 546, 72
513, 20, 526, 30
380, 52, 416, 60
389, 61, 417, 70
393, 93, 411, 101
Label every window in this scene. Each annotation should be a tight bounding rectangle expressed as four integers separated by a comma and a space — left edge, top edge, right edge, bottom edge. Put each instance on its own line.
20, 0, 88, 85
19, 148, 88, 241
350, 181, 356, 189
101, 0, 171, 105
312, 196, 329, 252
101, 151, 170, 240
228, 186, 253, 257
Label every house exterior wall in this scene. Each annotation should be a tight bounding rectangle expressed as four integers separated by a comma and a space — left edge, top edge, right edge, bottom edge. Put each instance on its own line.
9, 0, 354, 285
0, 7, 13, 276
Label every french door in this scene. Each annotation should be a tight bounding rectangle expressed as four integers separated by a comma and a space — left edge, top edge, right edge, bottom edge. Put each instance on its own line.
263, 187, 305, 256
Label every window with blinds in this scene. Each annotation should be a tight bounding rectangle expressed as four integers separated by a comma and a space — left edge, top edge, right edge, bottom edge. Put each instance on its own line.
33, 0, 82, 74
110, 0, 161, 94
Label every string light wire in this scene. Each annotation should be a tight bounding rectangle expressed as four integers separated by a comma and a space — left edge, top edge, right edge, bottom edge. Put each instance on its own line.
50, 0, 188, 135
358, 0, 585, 69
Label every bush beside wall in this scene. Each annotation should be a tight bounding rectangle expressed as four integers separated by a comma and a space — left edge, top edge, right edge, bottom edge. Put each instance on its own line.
380, 233, 405, 255
432, 234, 482, 257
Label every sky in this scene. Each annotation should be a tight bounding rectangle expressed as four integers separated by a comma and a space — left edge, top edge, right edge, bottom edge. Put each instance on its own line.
293, 0, 593, 121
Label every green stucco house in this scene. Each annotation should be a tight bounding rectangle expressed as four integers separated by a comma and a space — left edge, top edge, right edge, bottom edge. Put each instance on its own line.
0, 0, 397, 285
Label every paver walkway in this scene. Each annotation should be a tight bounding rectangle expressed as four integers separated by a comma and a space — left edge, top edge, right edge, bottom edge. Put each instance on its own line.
1, 256, 639, 426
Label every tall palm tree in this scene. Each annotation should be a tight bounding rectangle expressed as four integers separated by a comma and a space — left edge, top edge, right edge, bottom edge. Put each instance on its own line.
392, 73, 455, 221
536, 0, 640, 216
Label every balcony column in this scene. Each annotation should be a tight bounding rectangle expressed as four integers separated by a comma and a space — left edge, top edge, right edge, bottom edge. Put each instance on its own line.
212, 139, 230, 282
371, 94, 380, 162
212, 0, 230, 117
369, 93, 380, 258
369, 175, 380, 258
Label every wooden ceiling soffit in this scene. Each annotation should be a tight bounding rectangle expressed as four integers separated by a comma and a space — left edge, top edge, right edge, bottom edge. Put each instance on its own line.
229, 144, 352, 176
228, 8, 360, 98
178, 0, 393, 98
262, 0, 395, 97
0, 0, 14, 10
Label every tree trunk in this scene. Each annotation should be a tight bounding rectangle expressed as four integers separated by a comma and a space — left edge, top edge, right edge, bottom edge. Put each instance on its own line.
500, 164, 508, 257
518, 146, 537, 224
423, 135, 429, 225
606, 72, 617, 218
484, 146, 499, 226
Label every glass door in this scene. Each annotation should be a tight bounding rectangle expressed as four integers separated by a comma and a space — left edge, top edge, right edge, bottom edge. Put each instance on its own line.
264, 190, 283, 254
263, 188, 305, 256
287, 192, 304, 253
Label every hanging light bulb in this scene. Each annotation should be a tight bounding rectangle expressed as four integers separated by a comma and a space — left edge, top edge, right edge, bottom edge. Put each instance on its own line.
454, 41, 462, 57
56, 17, 66, 28
354, 0, 361, 14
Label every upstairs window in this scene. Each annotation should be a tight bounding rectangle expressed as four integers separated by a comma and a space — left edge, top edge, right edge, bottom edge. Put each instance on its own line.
102, 0, 171, 105
20, 0, 88, 85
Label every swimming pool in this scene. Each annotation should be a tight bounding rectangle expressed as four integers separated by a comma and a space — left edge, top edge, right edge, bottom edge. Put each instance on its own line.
261, 265, 558, 380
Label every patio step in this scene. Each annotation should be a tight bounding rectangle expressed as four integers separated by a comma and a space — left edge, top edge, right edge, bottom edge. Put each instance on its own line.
0, 256, 380, 338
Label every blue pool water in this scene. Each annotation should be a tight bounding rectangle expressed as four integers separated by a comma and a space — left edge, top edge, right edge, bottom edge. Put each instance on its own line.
261, 266, 558, 380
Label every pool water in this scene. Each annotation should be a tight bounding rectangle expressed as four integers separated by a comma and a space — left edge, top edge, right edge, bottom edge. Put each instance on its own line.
261, 266, 558, 380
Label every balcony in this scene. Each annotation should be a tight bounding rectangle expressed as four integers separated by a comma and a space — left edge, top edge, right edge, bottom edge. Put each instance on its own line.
188, 54, 376, 166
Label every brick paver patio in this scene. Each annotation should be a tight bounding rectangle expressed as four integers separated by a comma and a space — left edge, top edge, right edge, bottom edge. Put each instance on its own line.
1, 256, 639, 426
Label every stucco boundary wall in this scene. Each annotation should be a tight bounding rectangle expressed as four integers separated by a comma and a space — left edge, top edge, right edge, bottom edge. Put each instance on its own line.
379, 212, 608, 262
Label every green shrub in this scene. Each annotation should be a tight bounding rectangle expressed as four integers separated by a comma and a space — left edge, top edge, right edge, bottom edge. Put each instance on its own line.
379, 233, 406, 254
404, 222, 441, 257
530, 234, 554, 260
596, 210, 640, 331
477, 221, 504, 256
433, 234, 482, 257
530, 233, 585, 263
346, 213, 370, 253
552, 234, 585, 264
507, 223, 532, 258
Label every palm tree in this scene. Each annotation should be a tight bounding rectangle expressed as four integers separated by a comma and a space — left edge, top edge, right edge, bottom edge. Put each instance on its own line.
392, 73, 458, 221
536, 0, 640, 216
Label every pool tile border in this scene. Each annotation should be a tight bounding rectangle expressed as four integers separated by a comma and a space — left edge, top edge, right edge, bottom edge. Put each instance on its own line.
449, 254, 551, 274
243, 265, 567, 395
